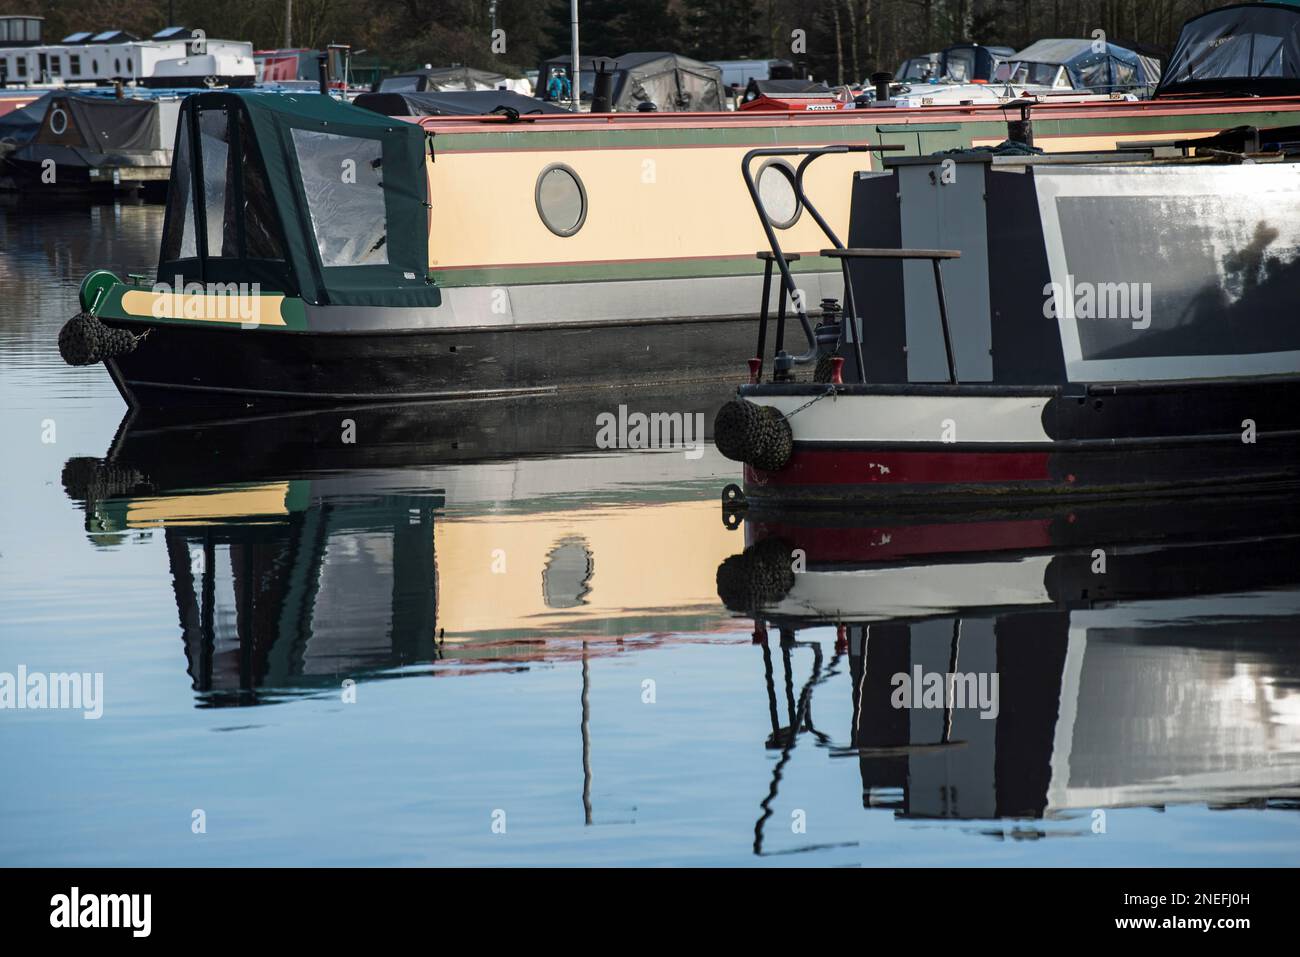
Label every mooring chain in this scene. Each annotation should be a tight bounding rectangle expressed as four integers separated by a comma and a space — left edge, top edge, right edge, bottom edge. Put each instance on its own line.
781, 385, 839, 420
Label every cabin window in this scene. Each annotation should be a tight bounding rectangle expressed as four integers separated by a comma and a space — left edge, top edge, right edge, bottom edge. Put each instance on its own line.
757, 160, 801, 230
199, 109, 236, 257
49, 57, 61, 77
161, 119, 198, 260
16, 57, 27, 79
114, 58, 121, 75
535, 164, 586, 237
291, 129, 389, 267
92, 59, 98, 74
70, 55, 81, 75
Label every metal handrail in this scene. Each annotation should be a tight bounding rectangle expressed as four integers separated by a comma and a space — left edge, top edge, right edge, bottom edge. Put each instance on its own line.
741, 144, 901, 366
821, 247, 963, 383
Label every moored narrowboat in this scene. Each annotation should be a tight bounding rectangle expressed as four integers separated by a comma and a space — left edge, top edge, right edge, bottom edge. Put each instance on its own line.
57, 1, 1300, 408
714, 133, 1300, 505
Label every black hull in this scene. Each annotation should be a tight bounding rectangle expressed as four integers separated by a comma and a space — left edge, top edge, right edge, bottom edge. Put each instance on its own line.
68, 382, 729, 500
103, 315, 755, 408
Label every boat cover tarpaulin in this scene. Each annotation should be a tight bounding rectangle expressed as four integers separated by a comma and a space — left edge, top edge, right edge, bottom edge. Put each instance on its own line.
67, 96, 160, 151
538, 51, 724, 111
157, 91, 438, 308
1157, 1, 1300, 97
9, 94, 169, 173
0, 92, 47, 153
378, 67, 530, 94
353, 90, 570, 117
1008, 37, 1160, 92
611, 52, 724, 112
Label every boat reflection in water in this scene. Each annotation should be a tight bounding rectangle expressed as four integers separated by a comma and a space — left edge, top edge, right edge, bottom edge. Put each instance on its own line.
719, 495, 1300, 847
61, 387, 738, 705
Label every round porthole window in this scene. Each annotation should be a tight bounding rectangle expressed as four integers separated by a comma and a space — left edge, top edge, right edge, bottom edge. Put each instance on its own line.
48, 106, 68, 136
535, 163, 587, 237
757, 160, 801, 230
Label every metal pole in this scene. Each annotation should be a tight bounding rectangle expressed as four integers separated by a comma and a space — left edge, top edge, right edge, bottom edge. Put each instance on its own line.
285, 0, 293, 48
570, 0, 580, 111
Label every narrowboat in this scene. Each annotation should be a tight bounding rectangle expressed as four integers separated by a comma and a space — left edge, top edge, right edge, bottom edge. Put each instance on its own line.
713, 128, 1300, 506
0, 88, 181, 194
57, 3, 1300, 407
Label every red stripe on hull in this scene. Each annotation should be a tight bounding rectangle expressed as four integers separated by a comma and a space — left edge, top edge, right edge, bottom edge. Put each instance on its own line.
751, 518, 1055, 562
746, 448, 1053, 486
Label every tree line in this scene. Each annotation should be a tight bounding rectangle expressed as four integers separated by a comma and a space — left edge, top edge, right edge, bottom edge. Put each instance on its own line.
1, 0, 1233, 85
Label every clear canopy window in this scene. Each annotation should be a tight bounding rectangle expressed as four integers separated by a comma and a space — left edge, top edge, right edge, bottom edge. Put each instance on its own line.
199, 109, 234, 257
291, 129, 389, 268
162, 107, 290, 267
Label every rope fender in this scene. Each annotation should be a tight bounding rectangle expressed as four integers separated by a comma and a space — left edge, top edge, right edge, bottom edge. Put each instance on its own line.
58, 312, 148, 366
713, 398, 794, 472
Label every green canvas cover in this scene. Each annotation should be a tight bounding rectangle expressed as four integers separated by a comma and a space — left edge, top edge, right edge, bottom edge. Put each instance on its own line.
158, 91, 438, 308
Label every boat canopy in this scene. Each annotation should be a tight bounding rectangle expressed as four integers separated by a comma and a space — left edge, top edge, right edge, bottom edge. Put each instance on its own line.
158, 91, 437, 308
999, 38, 1161, 94
1156, 1, 1300, 97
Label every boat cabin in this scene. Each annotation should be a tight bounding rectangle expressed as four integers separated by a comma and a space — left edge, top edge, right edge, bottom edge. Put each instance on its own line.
843, 143, 1300, 385
157, 92, 437, 308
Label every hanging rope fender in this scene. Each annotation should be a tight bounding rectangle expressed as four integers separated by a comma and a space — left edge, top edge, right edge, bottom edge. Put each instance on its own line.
58, 311, 150, 367
713, 388, 836, 472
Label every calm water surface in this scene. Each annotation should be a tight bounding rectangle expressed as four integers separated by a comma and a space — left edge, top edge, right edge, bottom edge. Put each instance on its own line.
2, 200, 1298, 866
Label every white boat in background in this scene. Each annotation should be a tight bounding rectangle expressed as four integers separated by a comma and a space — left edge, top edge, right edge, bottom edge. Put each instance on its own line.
0, 16, 255, 90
